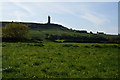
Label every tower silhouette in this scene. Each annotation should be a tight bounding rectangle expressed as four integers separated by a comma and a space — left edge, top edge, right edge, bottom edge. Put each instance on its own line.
48, 16, 51, 24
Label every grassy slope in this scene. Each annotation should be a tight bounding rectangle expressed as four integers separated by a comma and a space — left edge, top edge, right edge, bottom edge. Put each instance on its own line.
2, 42, 119, 78
30, 29, 119, 43
30, 30, 97, 39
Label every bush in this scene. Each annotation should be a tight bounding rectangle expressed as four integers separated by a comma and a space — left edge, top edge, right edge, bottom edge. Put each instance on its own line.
2, 23, 30, 41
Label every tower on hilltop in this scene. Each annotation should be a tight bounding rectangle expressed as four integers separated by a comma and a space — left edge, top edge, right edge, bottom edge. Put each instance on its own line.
48, 16, 51, 24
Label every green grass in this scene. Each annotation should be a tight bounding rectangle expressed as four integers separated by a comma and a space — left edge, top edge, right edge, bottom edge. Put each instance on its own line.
30, 30, 95, 39
2, 42, 119, 78
29, 30, 120, 44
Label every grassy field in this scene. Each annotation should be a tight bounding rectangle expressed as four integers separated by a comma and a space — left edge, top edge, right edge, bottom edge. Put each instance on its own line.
2, 42, 119, 78
30, 30, 119, 39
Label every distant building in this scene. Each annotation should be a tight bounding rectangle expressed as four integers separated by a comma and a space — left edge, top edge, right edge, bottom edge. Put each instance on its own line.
48, 16, 51, 24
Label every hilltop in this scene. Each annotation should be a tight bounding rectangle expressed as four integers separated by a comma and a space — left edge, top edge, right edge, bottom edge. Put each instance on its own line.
0, 16, 89, 34
1, 21, 70, 31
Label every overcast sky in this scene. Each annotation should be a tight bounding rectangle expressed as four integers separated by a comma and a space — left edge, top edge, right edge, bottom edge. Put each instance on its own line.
0, 1, 119, 35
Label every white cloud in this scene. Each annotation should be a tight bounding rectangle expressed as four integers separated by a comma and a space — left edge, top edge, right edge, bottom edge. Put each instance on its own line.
59, 4, 110, 25
5, 1, 35, 21
34, 3, 74, 15
12, 2, 34, 16
81, 13, 109, 25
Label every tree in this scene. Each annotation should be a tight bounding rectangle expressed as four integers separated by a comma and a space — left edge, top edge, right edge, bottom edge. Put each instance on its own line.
90, 31, 93, 34
2, 23, 30, 41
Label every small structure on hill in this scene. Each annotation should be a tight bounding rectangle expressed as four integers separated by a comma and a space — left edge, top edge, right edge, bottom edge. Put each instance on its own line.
48, 16, 51, 24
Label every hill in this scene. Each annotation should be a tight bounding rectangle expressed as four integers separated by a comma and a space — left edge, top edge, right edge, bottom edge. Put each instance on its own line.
0, 21, 120, 43
0, 21, 69, 31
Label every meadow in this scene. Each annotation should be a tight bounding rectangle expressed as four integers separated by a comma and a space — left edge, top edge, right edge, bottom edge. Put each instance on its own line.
2, 42, 119, 78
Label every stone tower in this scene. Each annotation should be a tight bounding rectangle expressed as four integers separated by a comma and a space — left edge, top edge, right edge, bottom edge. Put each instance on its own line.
48, 16, 51, 24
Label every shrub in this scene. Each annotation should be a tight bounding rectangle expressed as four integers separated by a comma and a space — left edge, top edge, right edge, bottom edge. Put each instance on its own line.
2, 23, 30, 41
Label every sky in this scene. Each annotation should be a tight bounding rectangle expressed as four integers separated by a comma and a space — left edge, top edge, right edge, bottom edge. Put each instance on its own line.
0, 1, 119, 35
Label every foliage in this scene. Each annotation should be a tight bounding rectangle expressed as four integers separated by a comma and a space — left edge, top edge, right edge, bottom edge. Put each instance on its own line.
2, 23, 30, 41
30, 30, 120, 43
